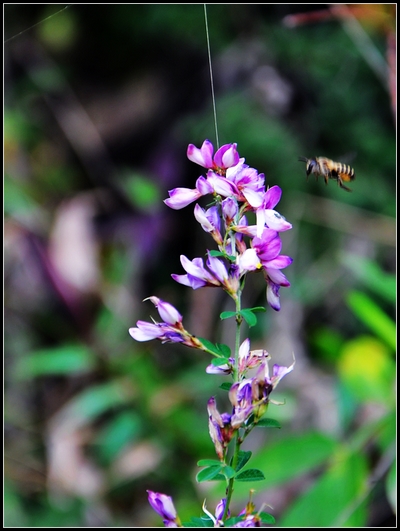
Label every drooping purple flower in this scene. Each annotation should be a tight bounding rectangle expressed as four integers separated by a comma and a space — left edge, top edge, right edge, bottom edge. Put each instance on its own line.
251, 228, 293, 311
171, 254, 222, 289
146, 296, 182, 325
129, 298, 202, 349
172, 252, 240, 298
147, 490, 181, 527
221, 196, 239, 225
194, 204, 223, 244
207, 397, 235, 459
228, 379, 256, 428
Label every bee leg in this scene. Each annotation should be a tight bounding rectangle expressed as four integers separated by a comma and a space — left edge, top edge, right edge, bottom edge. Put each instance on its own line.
338, 178, 352, 192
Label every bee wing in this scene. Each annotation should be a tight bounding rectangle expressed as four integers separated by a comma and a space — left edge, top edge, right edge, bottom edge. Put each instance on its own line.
336, 151, 357, 165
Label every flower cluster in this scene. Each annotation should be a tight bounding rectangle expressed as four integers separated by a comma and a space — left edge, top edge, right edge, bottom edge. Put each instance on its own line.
130, 140, 294, 527
164, 140, 292, 311
207, 349, 294, 460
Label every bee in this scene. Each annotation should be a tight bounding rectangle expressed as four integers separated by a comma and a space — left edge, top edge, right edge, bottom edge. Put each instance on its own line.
298, 156, 355, 192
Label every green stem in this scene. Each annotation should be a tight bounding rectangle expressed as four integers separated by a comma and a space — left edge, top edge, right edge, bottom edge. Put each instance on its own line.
233, 292, 242, 382
222, 284, 243, 522
223, 431, 241, 521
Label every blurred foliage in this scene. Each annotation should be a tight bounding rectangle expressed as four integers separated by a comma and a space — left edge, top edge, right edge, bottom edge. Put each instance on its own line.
4, 4, 395, 528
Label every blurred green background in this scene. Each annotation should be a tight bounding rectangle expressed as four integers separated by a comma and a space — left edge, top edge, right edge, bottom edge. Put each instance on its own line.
4, 4, 396, 527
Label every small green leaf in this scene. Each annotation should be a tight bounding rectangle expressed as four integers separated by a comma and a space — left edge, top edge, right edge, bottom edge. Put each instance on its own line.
225, 517, 245, 526
247, 306, 266, 313
236, 468, 265, 482
196, 465, 223, 482
255, 418, 281, 428
211, 357, 230, 366
240, 309, 257, 328
197, 338, 224, 357
183, 517, 214, 527
197, 459, 222, 467
208, 250, 225, 257
260, 512, 276, 524
220, 311, 237, 320
234, 450, 252, 471
216, 343, 231, 357
223, 466, 236, 479
220, 382, 232, 391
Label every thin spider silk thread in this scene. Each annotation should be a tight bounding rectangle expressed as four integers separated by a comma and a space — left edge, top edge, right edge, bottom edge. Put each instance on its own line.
204, 4, 220, 150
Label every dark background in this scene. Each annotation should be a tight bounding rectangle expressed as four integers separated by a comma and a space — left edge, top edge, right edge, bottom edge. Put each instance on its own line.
4, 4, 396, 527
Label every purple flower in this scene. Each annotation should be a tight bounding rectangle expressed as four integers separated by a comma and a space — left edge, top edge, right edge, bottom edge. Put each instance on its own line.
238, 338, 270, 373
207, 397, 235, 459
172, 252, 239, 297
251, 229, 293, 311
228, 379, 256, 428
187, 140, 240, 173
129, 297, 202, 349
146, 296, 182, 325
147, 490, 181, 527
194, 204, 223, 244
164, 176, 212, 210
233, 514, 262, 527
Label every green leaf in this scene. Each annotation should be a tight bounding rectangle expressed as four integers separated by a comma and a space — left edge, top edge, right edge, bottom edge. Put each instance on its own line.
216, 343, 231, 357
260, 512, 276, 524
246, 306, 266, 313
125, 173, 161, 212
220, 382, 232, 391
183, 517, 214, 527
197, 338, 225, 357
236, 468, 265, 482
341, 254, 396, 303
197, 459, 222, 467
240, 309, 257, 328
196, 465, 223, 482
94, 411, 142, 463
208, 250, 225, 257
211, 357, 230, 366
246, 432, 337, 490
224, 517, 244, 527
385, 458, 396, 513
223, 466, 236, 479
346, 291, 396, 351
279, 448, 368, 527
234, 450, 252, 471
220, 311, 237, 320
255, 418, 281, 428
59, 380, 133, 429
15, 344, 96, 379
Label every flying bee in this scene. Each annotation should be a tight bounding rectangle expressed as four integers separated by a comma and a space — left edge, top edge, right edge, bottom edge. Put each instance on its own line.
298, 156, 355, 192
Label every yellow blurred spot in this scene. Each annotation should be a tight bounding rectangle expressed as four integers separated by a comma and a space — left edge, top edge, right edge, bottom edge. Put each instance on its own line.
338, 335, 395, 405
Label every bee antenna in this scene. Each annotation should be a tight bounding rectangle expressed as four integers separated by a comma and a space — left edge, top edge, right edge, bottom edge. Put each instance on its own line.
298, 156, 308, 163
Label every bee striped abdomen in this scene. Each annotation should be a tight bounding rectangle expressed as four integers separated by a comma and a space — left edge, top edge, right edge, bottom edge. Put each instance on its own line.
334, 163, 355, 182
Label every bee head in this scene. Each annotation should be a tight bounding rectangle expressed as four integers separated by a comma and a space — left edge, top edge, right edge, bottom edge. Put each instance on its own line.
298, 156, 316, 176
